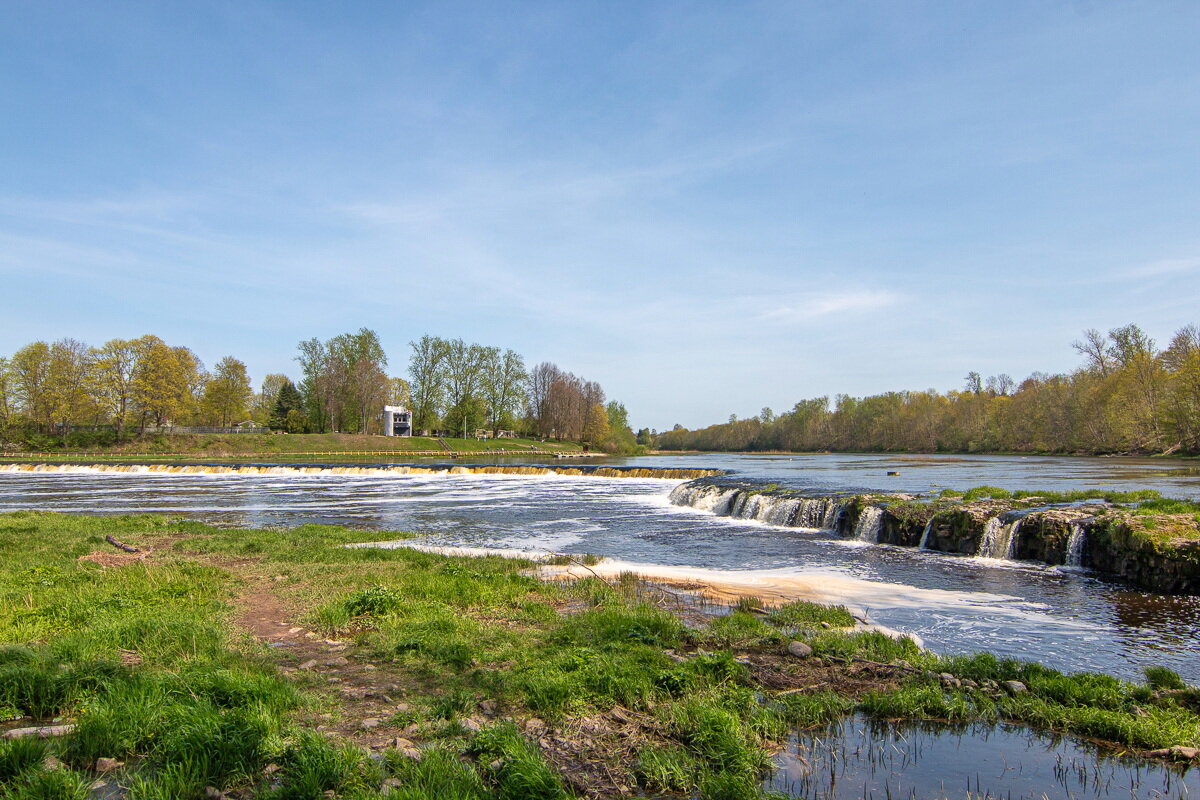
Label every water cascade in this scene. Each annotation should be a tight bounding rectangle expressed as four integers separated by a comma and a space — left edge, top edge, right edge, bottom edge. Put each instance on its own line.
854, 506, 884, 543
664, 478, 1197, 593
668, 483, 850, 530
977, 516, 1022, 560
917, 518, 935, 550
0, 463, 719, 481
1065, 522, 1086, 568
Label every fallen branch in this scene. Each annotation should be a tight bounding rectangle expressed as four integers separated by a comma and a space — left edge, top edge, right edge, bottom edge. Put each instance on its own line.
104, 534, 139, 553
775, 683, 829, 696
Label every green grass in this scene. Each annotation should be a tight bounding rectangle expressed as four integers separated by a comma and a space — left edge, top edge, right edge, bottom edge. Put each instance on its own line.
1, 431, 584, 459
941, 486, 1167, 504
2, 510, 1198, 800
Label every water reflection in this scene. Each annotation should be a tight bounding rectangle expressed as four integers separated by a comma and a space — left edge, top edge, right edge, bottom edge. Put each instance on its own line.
771, 715, 1199, 799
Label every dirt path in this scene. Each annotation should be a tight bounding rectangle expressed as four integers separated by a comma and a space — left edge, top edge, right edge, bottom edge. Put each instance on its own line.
231, 581, 461, 756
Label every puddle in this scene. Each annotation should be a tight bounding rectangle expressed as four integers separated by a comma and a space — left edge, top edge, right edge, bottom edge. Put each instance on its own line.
769, 715, 1199, 799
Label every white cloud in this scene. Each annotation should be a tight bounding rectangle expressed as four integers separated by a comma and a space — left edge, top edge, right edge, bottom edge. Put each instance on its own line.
1120, 258, 1200, 279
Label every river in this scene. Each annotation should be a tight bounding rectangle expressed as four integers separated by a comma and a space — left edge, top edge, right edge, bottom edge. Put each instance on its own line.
1, 453, 1198, 683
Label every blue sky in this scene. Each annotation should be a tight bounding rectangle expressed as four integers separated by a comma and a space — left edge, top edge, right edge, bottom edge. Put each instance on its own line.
3, 1, 1199, 430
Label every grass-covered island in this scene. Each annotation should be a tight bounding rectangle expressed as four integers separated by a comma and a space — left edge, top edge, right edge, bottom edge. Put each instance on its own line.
1, 512, 1198, 799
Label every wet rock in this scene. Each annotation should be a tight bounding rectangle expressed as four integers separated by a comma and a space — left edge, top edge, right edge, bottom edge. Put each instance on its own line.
938, 673, 961, 689
1001, 680, 1028, 695
961, 679, 978, 689
1171, 745, 1199, 760
787, 641, 813, 658
204, 787, 230, 800
94, 757, 123, 773
325, 656, 350, 667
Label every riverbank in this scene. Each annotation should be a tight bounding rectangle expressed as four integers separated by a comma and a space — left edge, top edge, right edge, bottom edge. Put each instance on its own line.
1, 512, 1197, 799
0, 432, 586, 462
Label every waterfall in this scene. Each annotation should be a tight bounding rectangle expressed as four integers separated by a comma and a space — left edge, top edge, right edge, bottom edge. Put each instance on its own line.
977, 517, 1004, 559
667, 482, 738, 514
853, 506, 884, 543
823, 500, 847, 530
977, 516, 1020, 560
917, 518, 934, 550
667, 482, 851, 532
1066, 522, 1086, 568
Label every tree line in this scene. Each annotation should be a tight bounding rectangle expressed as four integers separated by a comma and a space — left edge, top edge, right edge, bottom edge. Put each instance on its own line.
656, 323, 1200, 456
0, 329, 639, 453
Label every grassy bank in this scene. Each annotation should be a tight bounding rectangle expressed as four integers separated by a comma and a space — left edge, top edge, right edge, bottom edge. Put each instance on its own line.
0, 433, 585, 462
1, 513, 1197, 799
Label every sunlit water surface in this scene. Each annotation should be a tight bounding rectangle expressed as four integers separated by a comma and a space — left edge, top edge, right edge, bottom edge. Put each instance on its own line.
1, 453, 1198, 683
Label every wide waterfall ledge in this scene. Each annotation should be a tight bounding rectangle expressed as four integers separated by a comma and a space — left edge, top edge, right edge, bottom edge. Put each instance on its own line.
0, 462, 721, 480
667, 477, 1200, 595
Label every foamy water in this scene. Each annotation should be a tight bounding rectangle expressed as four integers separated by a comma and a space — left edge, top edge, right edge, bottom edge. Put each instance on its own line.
1, 459, 1198, 681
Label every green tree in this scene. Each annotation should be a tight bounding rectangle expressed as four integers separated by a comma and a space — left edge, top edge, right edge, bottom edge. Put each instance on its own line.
254, 374, 290, 425
91, 338, 139, 437
11, 341, 52, 431
388, 377, 411, 407
271, 380, 305, 431
408, 335, 450, 432
0, 356, 12, 429
201, 356, 252, 427
331, 328, 388, 433
582, 402, 610, 447
482, 348, 527, 434
45, 338, 95, 441
133, 336, 201, 429
603, 401, 639, 454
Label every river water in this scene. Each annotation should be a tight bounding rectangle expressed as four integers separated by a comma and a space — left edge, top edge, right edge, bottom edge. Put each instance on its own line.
1, 453, 1198, 684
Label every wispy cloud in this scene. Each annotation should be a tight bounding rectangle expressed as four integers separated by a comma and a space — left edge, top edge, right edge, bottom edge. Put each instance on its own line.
1119, 258, 1200, 279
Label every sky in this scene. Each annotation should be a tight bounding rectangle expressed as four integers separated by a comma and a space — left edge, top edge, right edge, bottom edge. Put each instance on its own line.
2, 1, 1199, 430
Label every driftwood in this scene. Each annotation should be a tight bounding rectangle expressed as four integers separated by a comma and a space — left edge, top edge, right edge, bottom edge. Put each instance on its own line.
775, 683, 829, 696
2, 724, 76, 740
104, 534, 139, 553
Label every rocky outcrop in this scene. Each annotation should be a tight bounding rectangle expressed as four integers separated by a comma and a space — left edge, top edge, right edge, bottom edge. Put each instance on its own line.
1086, 516, 1200, 594
669, 479, 1200, 594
